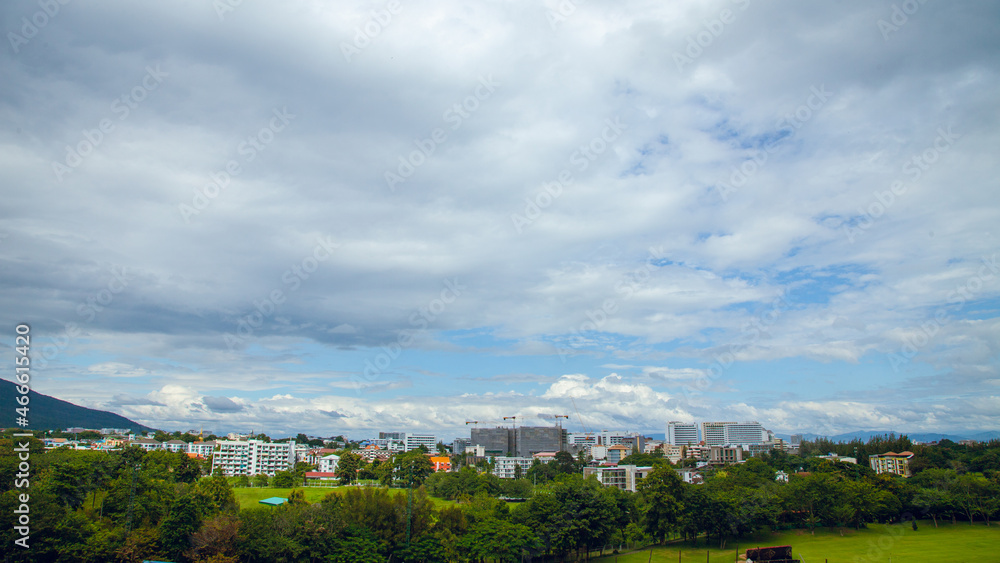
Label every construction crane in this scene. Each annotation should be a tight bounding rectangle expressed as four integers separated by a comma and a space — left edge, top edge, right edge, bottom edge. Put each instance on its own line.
538, 413, 570, 428
503, 416, 518, 429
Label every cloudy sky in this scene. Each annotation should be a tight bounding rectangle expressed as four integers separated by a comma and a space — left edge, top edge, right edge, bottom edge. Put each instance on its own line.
2, 0, 998, 440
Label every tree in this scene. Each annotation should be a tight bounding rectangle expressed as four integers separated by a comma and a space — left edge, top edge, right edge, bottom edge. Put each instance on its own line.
462, 519, 540, 562
160, 494, 204, 558
637, 465, 684, 544
272, 471, 296, 489
252, 474, 269, 488
394, 450, 434, 487
196, 474, 238, 514
337, 452, 362, 485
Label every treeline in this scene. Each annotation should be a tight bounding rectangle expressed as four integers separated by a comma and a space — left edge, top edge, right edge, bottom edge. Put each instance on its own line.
2, 434, 999, 562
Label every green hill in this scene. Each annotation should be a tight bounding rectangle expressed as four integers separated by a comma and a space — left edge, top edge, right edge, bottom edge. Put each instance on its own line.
0, 378, 156, 432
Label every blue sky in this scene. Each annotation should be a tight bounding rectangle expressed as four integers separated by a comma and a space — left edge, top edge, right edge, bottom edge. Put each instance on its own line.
1, 0, 998, 440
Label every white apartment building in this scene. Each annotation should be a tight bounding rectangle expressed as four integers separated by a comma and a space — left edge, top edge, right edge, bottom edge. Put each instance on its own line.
404, 433, 437, 452
583, 465, 654, 493
724, 422, 768, 445
163, 440, 187, 453
700, 421, 768, 446
211, 439, 298, 476
667, 422, 699, 446
188, 441, 217, 457
493, 456, 534, 479
317, 454, 340, 473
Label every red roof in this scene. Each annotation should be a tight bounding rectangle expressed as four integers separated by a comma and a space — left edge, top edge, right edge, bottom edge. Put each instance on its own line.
305, 472, 338, 478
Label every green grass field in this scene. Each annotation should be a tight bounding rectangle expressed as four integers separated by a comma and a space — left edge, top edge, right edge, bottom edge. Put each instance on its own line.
232, 486, 456, 509
591, 521, 1000, 562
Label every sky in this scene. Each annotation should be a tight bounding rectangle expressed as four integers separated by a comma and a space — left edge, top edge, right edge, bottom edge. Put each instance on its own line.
1, 0, 998, 441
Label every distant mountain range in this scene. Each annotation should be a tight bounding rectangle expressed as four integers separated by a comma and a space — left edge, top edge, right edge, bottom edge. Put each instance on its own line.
0, 378, 155, 433
774, 430, 1000, 443
646, 430, 999, 443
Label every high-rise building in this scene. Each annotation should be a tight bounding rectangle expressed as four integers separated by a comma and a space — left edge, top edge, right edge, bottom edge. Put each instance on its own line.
516, 426, 564, 457
452, 438, 470, 455
701, 422, 732, 446
404, 433, 436, 452
723, 422, 767, 445
471, 427, 514, 456
666, 422, 699, 445
470, 426, 565, 457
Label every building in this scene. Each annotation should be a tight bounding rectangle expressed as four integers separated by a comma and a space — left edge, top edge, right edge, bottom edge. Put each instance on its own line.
583, 465, 654, 492
709, 445, 745, 464
667, 422, 699, 446
471, 427, 514, 456
163, 439, 187, 453
211, 439, 298, 477
430, 456, 452, 472
452, 438, 471, 455
643, 440, 664, 454
723, 422, 768, 445
675, 467, 704, 485
131, 438, 162, 451
304, 472, 339, 484
464, 444, 486, 458
817, 453, 857, 464
701, 422, 732, 447
188, 441, 217, 457
566, 432, 597, 448
470, 426, 564, 458
869, 451, 914, 477
662, 444, 684, 464
317, 454, 340, 473
516, 426, 564, 458
606, 444, 631, 464
493, 456, 533, 479
358, 445, 391, 462
404, 433, 437, 452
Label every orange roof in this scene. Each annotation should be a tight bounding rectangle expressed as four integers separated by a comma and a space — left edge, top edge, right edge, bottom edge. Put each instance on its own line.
429, 456, 450, 463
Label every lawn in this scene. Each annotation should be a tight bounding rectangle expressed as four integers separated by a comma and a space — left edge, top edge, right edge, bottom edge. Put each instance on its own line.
591, 521, 1000, 562
233, 486, 456, 509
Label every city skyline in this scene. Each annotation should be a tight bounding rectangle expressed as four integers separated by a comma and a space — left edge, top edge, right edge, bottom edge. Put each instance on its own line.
2, 1, 998, 438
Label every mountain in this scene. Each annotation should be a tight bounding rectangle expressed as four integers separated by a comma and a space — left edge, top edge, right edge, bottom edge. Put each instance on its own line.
776, 430, 998, 443
0, 378, 155, 432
